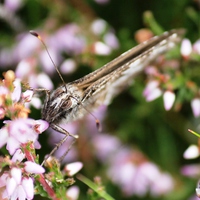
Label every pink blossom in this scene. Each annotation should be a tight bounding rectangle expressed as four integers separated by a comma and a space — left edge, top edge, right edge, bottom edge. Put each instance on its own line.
193, 39, 200, 54
12, 149, 25, 162
0, 166, 36, 200
4, 0, 23, 12
183, 145, 199, 159
180, 38, 192, 58
163, 90, 175, 111
11, 167, 22, 184
51, 24, 86, 55
60, 59, 77, 75
24, 161, 45, 174
0, 118, 47, 155
0, 85, 9, 95
103, 32, 119, 50
143, 81, 162, 102
94, 0, 110, 4
66, 186, 80, 200
12, 79, 21, 102
91, 19, 107, 35
191, 98, 200, 117
14, 33, 40, 61
107, 148, 174, 197
92, 134, 121, 161
64, 162, 83, 176
93, 41, 111, 55
22, 90, 34, 102
181, 164, 200, 177
21, 177, 34, 199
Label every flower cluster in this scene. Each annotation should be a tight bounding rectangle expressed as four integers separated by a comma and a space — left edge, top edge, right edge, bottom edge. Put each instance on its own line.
142, 36, 200, 116
0, 71, 83, 200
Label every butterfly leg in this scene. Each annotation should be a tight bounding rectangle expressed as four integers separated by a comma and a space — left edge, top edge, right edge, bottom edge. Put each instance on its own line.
41, 123, 78, 166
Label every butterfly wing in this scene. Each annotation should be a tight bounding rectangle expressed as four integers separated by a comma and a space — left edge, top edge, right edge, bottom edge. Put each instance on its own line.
79, 29, 184, 106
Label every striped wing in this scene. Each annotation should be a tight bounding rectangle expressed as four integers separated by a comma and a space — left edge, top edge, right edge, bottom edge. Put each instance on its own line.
73, 29, 184, 106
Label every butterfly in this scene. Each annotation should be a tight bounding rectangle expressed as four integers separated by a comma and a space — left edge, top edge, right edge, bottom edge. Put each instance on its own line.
30, 29, 184, 162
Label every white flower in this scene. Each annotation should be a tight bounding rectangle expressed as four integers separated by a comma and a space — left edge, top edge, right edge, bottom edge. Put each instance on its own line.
183, 145, 199, 159
64, 162, 83, 176
163, 91, 175, 111
191, 98, 200, 117
180, 38, 192, 58
24, 161, 45, 174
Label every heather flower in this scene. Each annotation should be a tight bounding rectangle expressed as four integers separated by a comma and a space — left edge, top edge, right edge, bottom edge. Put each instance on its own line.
91, 19, 107, 35
183, 145, 199, 159
103, 31, 119, 50
94, 0, 110, 4
93, 41, 111, 55
4, 0, 24, 12
16, 59, 54, 90
24, 161, 45, 174
193, 39, 200, 54
181, 164, 200, 177
191, 98, 200, 117
0, 163, 45, 200
180, 38, 192, 59
60, 58, 77, 75
66, 186, 80, 200
64, 162, 83, 176
163, 90, 175, 111
143, 80, 162, 102
51, 24, 86, 56
0, 118, 48, 155
11, 149, 25, 162
108, 154, 174, 197
180, 38, 200, 59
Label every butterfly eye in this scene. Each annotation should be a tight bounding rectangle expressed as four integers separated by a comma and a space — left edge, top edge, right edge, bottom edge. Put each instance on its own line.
61, 99, 72, 110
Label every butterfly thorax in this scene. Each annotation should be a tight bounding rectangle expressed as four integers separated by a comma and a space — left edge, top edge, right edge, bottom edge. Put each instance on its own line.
42, 84, 87, 125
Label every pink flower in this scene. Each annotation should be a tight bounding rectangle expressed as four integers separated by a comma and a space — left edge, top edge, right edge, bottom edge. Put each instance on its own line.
183, 145, 199, 159
91, 19, 107, 35
191, 98, 200, 117
180, 38, 192, 58
12, 79, 21, 102
193, 39, 200, 54
24, 161, 45, 174
181, 164, 200, 177
163, 90, 175, 111
103, 32, 119, 50
64, 162, 83, 176
66, 186, 80, 200
143, 81, 162, 101
60, 58, 77, 74
4, 0, 23, 12
51, 24, 86, 56
12, 149, 25, 162
0, 118, 48, 155
93, 41, 111, 55
94, 0, 110, 4
0, 165, 39, 200
107, 149, 174, 197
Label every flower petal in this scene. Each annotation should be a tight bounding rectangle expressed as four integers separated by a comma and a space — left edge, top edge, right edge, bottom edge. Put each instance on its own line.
0, 127, 9, 148
163, 91, 175, 111
11, 168, 22, 185
191, 98, 200, 117
22, 177, 34, 199
6, 177, 17, 196
65, 162, 83, 176
24, 161, 45, 174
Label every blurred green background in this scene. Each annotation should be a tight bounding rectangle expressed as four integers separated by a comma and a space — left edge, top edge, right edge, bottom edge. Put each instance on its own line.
0, 0, 200, 199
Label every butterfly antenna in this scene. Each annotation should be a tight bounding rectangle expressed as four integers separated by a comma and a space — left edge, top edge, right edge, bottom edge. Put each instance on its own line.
30, 30, 102, 132
29, 31, 68, 92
